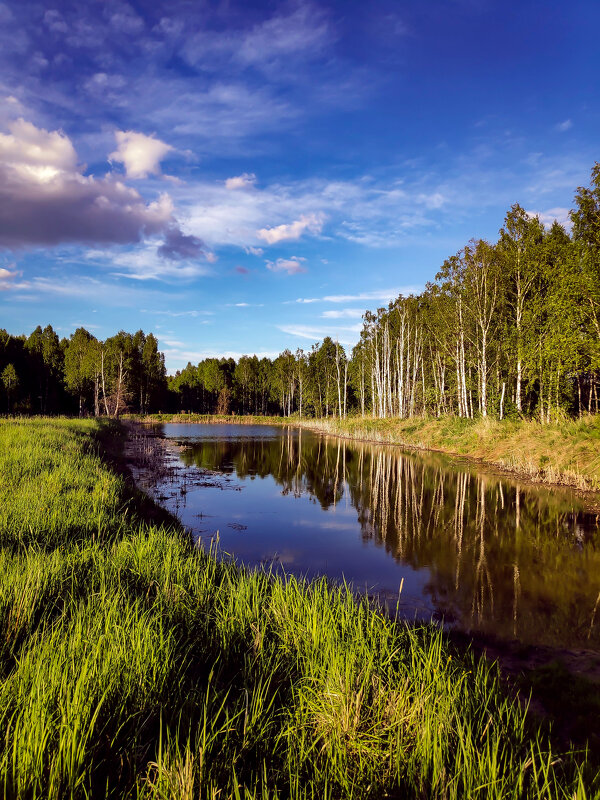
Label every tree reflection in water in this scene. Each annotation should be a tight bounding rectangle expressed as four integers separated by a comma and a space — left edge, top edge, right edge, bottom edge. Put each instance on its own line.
171, 424, 600, 650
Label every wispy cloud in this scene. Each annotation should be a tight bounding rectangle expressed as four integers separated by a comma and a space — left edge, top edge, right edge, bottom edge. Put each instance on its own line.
102, 244, 214, 281
180, 4, 333, 75
321, 308, 365, 319
5, 274, 170, 306
284, 287, 421, 304
555, 119, 572, 133
277, 322, 362, 346
140, 309, 214, 318
172, 142, 598, 253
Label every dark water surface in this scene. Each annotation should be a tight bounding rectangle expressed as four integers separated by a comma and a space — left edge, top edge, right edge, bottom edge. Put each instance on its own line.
150, 423, 600, 651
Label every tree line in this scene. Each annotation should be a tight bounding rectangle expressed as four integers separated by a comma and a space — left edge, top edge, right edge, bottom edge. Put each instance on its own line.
2, 162, 599, 420
169, 338, 348, 418
348, 163, 600, 422
0, 327, 167, 416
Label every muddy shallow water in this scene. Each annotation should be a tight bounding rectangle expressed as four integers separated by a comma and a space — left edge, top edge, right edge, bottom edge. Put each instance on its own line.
138, 422, 600, 653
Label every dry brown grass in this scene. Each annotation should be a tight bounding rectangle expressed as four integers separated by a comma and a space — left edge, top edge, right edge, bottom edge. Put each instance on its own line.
298, 414, 600, 493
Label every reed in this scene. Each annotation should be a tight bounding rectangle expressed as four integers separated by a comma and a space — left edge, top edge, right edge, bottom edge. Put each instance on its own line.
0, 417, 597, 798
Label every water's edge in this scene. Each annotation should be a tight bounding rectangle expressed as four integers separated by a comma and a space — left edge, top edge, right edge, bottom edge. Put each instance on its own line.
130, 415, 600, 509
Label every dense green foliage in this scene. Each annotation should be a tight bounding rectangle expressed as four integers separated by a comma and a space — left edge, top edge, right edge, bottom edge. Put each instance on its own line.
0, 327, 166, 415
0, 417, 597, 798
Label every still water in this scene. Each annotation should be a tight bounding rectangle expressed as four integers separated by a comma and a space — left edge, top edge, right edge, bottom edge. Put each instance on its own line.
149, 423, 600, 651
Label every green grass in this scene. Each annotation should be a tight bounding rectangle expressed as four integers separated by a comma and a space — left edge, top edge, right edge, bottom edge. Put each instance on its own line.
131, 412, 288, 425
298, 414, 600, 492
0, 417, 597, 798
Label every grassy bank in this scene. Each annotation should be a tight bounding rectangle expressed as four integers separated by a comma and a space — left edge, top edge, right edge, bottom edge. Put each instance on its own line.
5, 418, 597, 798
130, 412, 288, 425
299, 415, 600, 492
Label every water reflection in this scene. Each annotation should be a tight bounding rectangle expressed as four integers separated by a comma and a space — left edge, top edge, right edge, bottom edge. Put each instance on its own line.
155, 423, 600, 650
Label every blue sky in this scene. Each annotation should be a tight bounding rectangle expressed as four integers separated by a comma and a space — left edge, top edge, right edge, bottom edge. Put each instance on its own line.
0, 0, 598, 371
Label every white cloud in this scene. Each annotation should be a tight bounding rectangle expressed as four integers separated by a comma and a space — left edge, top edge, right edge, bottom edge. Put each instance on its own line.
277, 323, 362, 346
94, 244, 213, 281
266, 256, 307, 274
285, 287, 421, 304
0, 117, 77, 181
321, 308, 365, 319
244, 246, 264, 256
159, 336, 186, 348
0, 265, 26, 290
110, 130, 173, 179
555, 119, 572, 132
257, 212, 324, 244
286, 297, 319, 304
162, 346, 280, 372
525, 207, 571, 228
225, 172, 256, 190
178, 171, 455, 252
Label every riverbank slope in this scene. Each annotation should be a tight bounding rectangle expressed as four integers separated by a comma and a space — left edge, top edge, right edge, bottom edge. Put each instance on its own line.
301, 415, 600, 493
0, 417, 597, 798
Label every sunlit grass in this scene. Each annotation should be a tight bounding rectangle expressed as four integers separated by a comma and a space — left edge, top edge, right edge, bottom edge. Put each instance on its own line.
130, 412, 288, 425
300, 414, 600, 491
0, 417, 597, 798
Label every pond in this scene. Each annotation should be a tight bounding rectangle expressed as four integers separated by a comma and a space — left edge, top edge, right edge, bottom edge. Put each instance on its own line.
146, 422, 600, 651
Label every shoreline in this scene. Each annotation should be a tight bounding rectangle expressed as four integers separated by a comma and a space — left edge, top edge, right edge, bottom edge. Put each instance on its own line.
128, 413, 600, 511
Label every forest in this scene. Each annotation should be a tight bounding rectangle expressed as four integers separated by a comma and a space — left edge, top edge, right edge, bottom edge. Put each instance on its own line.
2, 162, 599, 422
